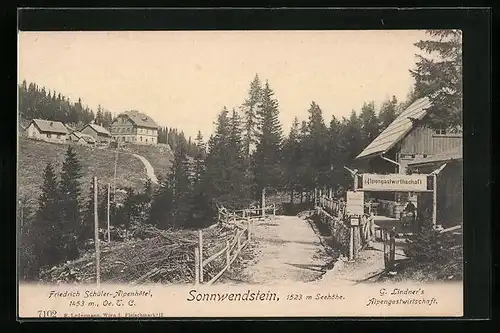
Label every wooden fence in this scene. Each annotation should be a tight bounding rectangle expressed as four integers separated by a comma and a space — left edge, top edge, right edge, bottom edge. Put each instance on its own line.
193, 204, 276, 285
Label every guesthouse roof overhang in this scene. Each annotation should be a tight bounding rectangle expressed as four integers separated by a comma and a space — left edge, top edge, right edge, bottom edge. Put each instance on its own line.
355, 97, 432, 160
408, 145, 462, 167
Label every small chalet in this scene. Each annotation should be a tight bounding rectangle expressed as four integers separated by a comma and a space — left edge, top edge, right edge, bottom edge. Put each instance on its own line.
80, 123, 112, 144
25, 119, 68, 144
111, 111, 159, 145
68, 131, 96, 146
354, 97, 463, 227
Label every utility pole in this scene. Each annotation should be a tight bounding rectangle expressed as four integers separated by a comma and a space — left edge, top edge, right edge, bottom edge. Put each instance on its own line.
94, 177, 101, 288
113, 149, 118, 198
107, 183, 111, 243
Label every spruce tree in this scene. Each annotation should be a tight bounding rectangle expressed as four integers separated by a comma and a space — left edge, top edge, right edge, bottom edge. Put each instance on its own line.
327, 115, 343, 192
32, 163, 62, 269
282, 117, 301, 203
242, 74, 263, 161
305, 101, 330, 189
58, 145, 83, 261
147, 180, 174, 229
169, 138, 193, 227
359, 101, 380, 144
410, 29, 462, 130
253, 81, 283, 203
378, 96, 398, 130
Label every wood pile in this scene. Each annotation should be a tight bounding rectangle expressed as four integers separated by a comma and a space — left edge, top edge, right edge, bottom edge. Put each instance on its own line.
40, 223, 238, 285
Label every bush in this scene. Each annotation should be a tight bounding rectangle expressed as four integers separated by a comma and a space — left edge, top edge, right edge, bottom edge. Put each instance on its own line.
404, 219, 463, 280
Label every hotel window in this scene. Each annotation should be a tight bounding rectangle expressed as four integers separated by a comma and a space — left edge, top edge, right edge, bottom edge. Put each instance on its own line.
146, 139, 148, 143
47, 133, 52, 138
140, 136, 143, 142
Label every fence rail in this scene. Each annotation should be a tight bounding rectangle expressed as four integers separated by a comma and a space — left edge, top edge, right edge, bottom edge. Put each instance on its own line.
193, 204, 275, 285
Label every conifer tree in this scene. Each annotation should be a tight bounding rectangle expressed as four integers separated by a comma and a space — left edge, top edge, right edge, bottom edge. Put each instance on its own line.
58, 145, 83, 261
282, 117, 301, 203
378, 96, 398, 130
305, 101, 330, 189
410, 30, 462, 129
359, 101, 380, 144
32, 163, 62, 269
253, 81, 283, 203
169, 138, 192, 227
241, 74, 263, 161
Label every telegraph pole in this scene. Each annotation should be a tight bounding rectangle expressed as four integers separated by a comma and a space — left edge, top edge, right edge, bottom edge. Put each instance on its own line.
94, 177, 101, 288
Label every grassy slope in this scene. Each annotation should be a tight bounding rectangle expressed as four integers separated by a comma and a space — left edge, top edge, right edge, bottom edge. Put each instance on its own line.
18, 137, 147, 212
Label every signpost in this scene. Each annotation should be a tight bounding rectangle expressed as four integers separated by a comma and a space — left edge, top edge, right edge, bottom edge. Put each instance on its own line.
346, 191, 365, 216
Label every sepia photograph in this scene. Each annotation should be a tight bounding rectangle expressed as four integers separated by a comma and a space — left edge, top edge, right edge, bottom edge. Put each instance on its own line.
17, 28, 464, 318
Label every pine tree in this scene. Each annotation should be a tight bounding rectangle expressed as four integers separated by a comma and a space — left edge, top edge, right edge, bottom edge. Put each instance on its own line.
253, 81, 283, 203
359, 101, 380, 144
32, 163, 62, 270
410, 29, 462, 129
169, 138, 193, 227
147, 180, 174, 229
327, 114, 343, 192
58, 145, 83, 261
282, 117, 301, 203
241, 74, 263, 161
305, 101, 330, 189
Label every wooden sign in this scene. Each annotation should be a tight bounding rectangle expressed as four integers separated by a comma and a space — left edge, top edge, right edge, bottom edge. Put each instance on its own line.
350, 217, 360, 226
346, 191, 364, 216
360, 173, 430, 192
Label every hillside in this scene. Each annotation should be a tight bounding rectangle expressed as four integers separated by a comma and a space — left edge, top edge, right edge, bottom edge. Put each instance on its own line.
18, 137, 150, 214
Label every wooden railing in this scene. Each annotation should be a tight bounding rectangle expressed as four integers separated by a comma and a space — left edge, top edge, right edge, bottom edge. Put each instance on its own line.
318, 195, 345, 218
193, 204, 276, 285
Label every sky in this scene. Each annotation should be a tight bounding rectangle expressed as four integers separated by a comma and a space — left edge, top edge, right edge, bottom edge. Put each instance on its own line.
18, 30, 428, 140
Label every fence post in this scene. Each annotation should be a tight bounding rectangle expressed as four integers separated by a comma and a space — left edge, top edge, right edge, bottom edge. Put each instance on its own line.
198, 230, 203, 283
273, 203, 276, 218
242, 209, 246, 218
247, 214, 251, 242
261, 188, 266, 218
348, 222, 354, 261
194, 247, 200, 285
389, 228, 396, 263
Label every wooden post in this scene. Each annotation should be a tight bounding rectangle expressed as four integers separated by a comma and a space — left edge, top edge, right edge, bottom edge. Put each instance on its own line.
273, 203, 276, 218
113, 150, 118, 198
329, 188, 333, 199
94, 177, 100, 288
389, 228, 396, 263
348, 226, 354, 261
353, 224, 359, 260
194, 247, 200, 285
247, 215, 251, 242
261, 188, 266, 218
226, 240, 230, 268
107, 183, 111, 243
242, 209, 246, 218
198, 230, 203, 283
432, 173, 437, 227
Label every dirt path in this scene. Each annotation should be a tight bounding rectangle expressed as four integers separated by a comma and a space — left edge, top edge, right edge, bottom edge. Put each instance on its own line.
132, 153, 159, 184
220, 215, 332, 285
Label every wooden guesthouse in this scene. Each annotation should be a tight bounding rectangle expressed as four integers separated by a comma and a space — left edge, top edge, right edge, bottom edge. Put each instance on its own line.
354, 97, 463, 228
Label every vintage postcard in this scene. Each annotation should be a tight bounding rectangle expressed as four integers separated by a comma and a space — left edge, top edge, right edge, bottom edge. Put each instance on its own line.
17, 29, 463, 318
